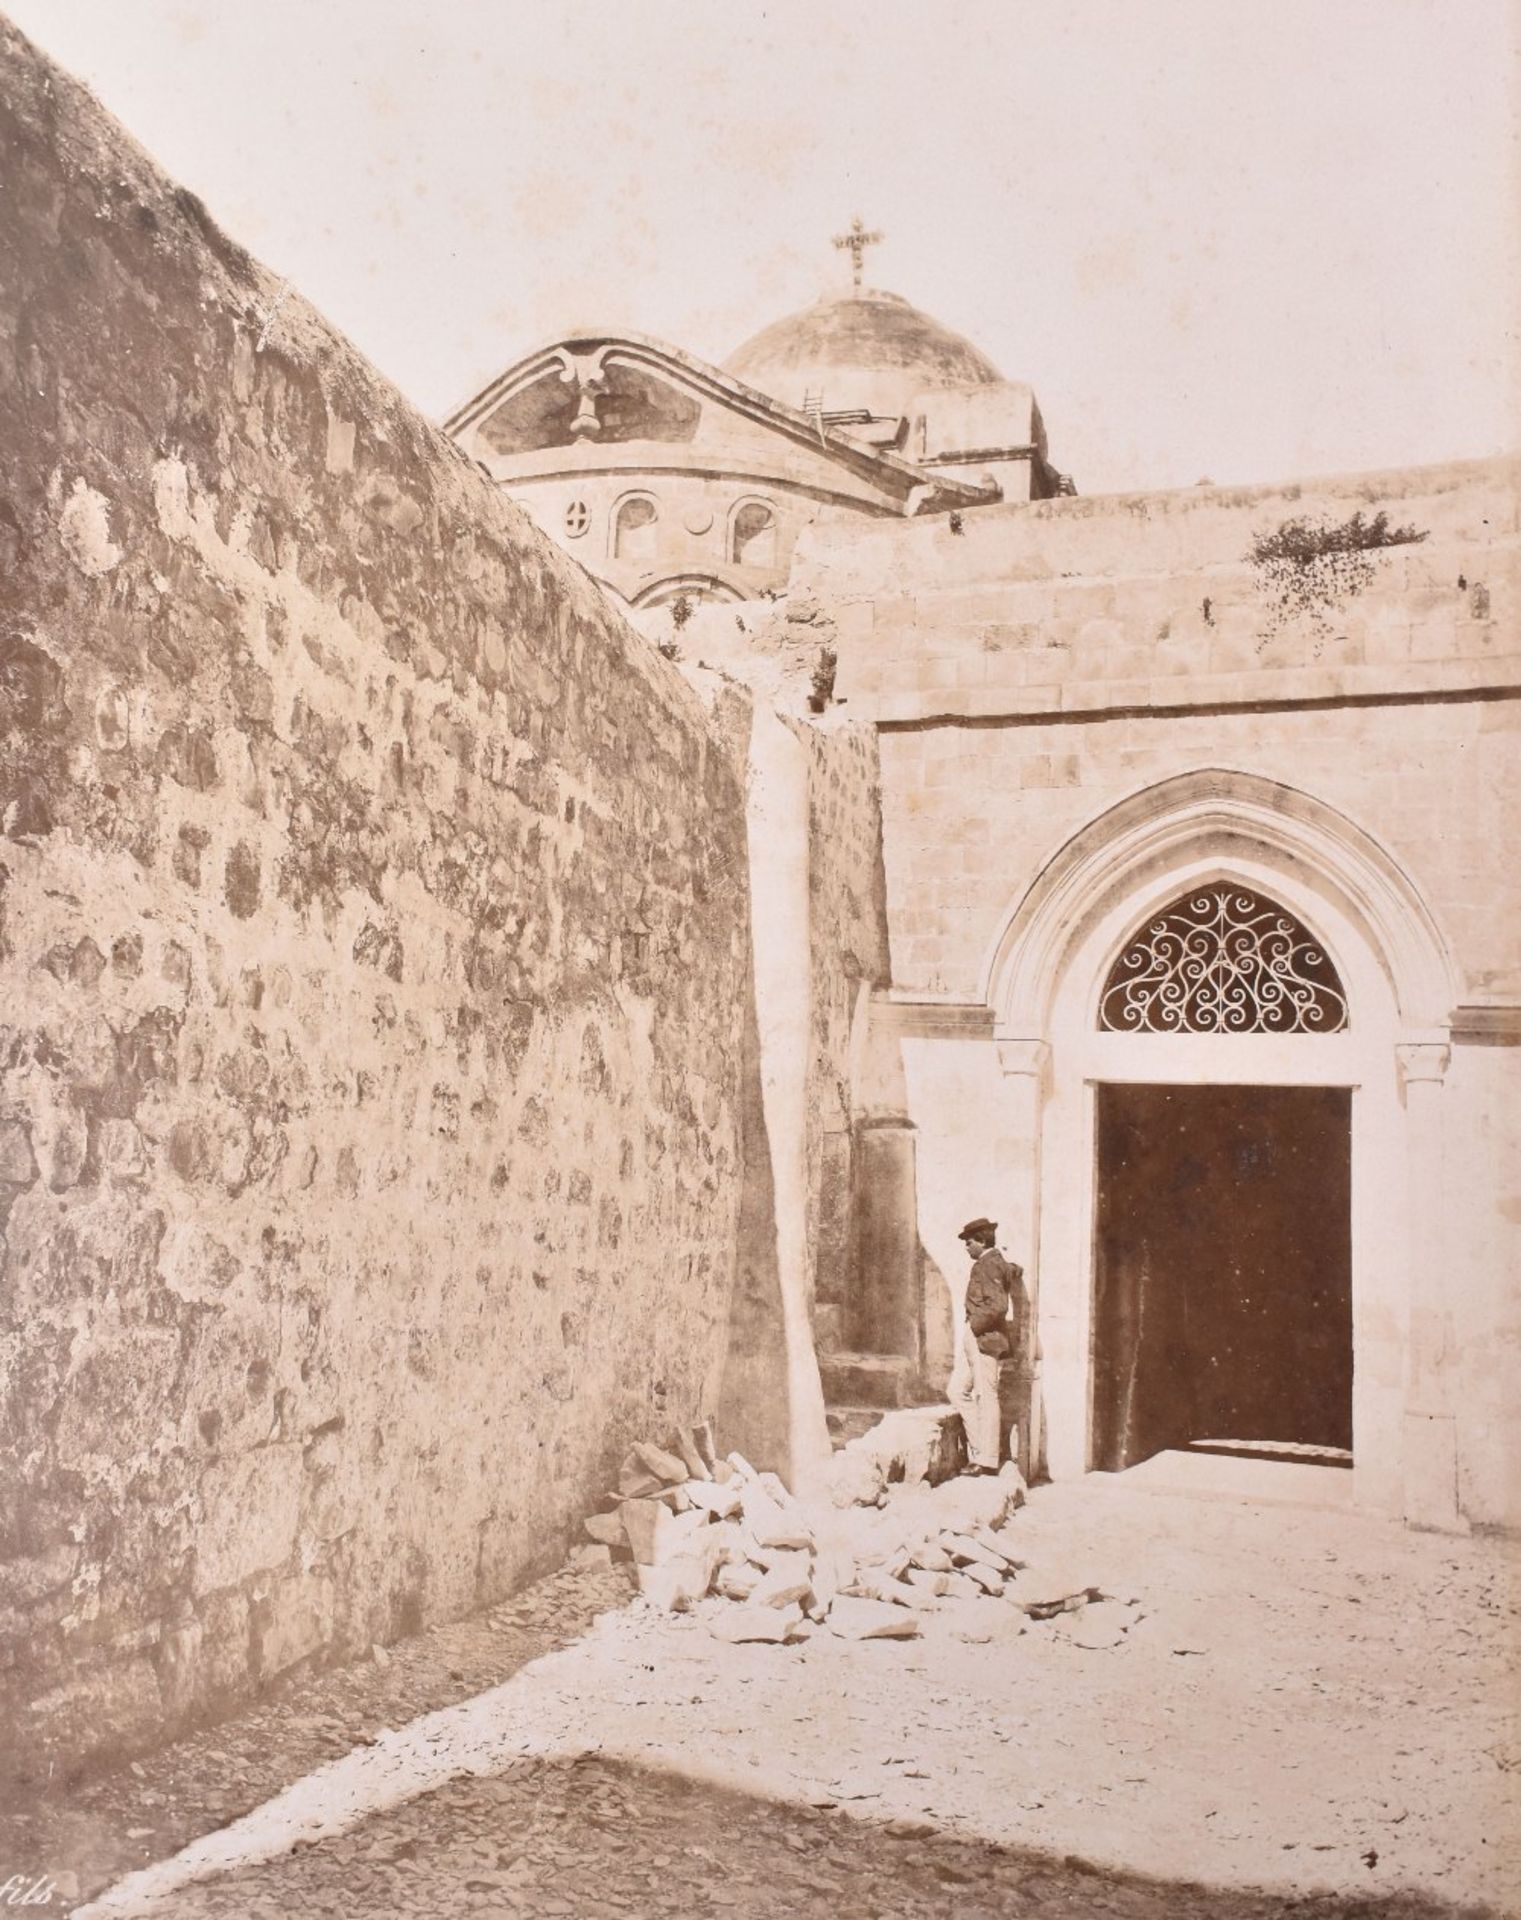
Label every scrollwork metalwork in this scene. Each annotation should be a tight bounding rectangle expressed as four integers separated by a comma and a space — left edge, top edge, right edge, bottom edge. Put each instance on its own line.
1099, 889, 1348, 1034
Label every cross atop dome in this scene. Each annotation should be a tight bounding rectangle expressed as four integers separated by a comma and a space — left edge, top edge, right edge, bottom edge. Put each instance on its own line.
832, 216, 883, 295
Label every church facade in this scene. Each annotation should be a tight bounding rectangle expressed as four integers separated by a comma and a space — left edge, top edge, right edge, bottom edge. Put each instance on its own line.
447, 251, 1521, 1539
801, 457, 1519, 1536
444, 233, 1067, 614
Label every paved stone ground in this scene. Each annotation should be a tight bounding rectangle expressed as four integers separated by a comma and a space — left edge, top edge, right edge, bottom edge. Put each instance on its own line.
0, 1564, 632, 1911
110, 1753, 1492, 1920
10, 1471, 1519, 1919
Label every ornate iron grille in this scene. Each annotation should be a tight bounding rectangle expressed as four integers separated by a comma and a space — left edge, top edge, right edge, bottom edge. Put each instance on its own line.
1099, 888, 1349, 1034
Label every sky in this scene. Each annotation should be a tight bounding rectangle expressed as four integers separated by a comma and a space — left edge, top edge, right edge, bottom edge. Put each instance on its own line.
8, 0, 1518, 495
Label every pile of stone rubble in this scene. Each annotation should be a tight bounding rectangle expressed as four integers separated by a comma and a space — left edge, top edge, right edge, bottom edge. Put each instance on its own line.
569, 1422, 1134, 1647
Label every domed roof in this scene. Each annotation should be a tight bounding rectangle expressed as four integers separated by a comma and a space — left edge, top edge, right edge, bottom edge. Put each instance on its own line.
726, 289, 1002, 419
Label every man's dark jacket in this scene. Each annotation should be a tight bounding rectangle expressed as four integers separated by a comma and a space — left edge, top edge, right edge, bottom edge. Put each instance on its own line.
966, 1248, 1026, 1358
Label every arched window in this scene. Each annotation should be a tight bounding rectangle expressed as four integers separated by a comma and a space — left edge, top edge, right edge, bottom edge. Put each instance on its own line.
1098, 887, 1348, 1034
730, 500, 777, 568
613, 494, 659, 563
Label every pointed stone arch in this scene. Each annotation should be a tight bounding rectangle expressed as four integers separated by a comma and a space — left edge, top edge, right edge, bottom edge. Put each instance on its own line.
969, 766, 1466, 1528
982, 767, 1457, 1039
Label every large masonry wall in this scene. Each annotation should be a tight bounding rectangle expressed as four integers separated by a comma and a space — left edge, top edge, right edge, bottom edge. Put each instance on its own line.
0, 21, 752, 1778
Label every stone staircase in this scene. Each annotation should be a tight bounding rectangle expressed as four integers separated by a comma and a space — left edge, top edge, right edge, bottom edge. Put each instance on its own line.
819, 1349, 922, 1451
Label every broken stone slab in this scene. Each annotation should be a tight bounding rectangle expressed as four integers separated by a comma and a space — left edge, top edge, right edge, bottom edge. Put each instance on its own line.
903, 1568, 950, 1597
618, 1447, 695, 1499
910, 1544, 953, 1573
685, 1478, 742, 1520
728, 1530, 800, 1572
931, 1472, 1026, 1539
716, 1562, 762, 1601
582, 1512, 625, 1548
619, 1499, 711, 1567
749, 1552, 814, 1610
827, 1596, 920, 1641
889, 1578, 948, 1613
1013, 1571, 1103, 1619
1055, 1599, 1133, 1650
968, 1525, 1021, 1569
616, 1461, 668, 1500
960, 1561, 1006, 1595
674, 1429, 709, 1480
841, 1575, 914, 1608
756, 1469, 799, 1509
809, 1547, 855, 1613
637, 1440, 690, 1484
566, 1544, 612, 1572
635, 1535, 721, 1612
690, 1417, 719, 1474
940, 1531, 1005, 1570
725, 1450, 760, 1481
739, 1488, 814, 1552
708, 1601, 804, 1644
940, 1570, 985, 1602
818, 1449, 888, 1510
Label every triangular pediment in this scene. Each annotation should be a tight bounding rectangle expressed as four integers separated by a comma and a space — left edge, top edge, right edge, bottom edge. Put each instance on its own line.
443, 330, 990, 510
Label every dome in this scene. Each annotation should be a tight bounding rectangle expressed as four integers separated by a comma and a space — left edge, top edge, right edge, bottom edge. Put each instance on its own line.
725, 289, 1003, 420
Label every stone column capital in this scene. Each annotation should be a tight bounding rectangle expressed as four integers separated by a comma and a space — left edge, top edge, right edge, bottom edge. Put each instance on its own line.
1396, 1040, 1451, 1089
996, 1037, 1050, 1081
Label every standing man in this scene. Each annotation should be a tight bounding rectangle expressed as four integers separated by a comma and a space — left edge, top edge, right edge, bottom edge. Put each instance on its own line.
955, 1218, 1025, 1475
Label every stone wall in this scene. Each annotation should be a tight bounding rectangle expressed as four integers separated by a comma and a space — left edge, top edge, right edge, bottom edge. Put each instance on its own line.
797, 458, 1520, 1001
0, 19, 756, 1779
792, 456, 1521, 1531
800, 719, 892, 1346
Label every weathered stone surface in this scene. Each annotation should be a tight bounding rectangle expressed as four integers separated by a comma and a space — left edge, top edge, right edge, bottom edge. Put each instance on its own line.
684, 1478, 742, 1520
582, 1512, 625, 1548
740, 1488, 814, 1552
904, 1568, 950, 1597
707, 1601, 803, 1643
827, 1596, 920, 1640
619, 1442, 690, 1495
749, 1555, 814, 1611
635, 1536, 720, 1612
194, 1448, 304, 1596
0, 1122, 38, 1186
0, 15, 767, 1778
25, 1657, 163, 1768
618, 1500, 710, 1568
1012, 1566, 1103, 1619
842, 1572, 914, 1608
941, 1531, 1004, 1569
715, 1561, 762, 1601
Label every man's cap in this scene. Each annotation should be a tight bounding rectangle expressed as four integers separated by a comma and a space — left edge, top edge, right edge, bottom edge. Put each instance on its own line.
959, 1217, 997, 1241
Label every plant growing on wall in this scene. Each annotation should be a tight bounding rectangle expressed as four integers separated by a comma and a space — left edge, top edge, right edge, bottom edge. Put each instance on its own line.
1248, 509, 1426, 635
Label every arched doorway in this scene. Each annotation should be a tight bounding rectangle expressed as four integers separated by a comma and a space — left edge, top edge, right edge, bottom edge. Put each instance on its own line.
982, 770, 1459, 1525
1090, 886, 1354, 1472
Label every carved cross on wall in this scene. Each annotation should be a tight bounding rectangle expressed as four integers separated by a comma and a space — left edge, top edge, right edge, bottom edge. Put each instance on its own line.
832, 216, 883, 294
